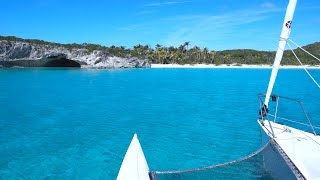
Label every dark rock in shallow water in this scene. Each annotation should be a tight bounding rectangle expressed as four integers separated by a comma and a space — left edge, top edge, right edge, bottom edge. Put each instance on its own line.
0, 40, 150, 68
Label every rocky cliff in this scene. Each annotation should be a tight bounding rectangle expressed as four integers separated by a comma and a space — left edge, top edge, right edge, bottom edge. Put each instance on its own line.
0, 40, 150, 68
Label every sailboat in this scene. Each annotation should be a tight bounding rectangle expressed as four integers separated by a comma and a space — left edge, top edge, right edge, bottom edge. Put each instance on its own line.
258, 0, 320, 179
117, 0, 320, 179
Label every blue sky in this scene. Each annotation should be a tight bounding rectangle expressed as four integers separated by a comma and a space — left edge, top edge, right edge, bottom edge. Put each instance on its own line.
0, 0, 319, 50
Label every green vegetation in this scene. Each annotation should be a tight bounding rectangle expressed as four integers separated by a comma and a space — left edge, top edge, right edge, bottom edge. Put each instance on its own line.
1, 35, 319, 65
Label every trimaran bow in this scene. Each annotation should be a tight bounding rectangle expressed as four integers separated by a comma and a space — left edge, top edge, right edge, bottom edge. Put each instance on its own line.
117, 0, 320, 179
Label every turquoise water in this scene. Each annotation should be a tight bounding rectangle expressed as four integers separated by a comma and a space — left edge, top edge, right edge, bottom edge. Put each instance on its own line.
0, 68, 319, 179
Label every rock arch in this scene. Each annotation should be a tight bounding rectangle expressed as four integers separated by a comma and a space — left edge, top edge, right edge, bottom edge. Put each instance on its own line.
43, 58, 81, 67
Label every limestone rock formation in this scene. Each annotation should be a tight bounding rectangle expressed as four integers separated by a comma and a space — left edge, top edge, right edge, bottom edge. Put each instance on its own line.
0, 40, 151, 68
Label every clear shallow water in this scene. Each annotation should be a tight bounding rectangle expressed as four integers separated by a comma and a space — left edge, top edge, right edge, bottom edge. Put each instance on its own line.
0, 68, 319, 179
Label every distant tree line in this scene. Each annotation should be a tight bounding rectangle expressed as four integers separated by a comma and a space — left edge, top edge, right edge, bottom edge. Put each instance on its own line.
1, 36, 319, 65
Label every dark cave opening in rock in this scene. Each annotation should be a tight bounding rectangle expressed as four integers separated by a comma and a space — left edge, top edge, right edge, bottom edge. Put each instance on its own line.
43, 58, 81, 68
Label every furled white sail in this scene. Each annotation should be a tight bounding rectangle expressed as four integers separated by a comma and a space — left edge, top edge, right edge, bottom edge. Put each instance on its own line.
117, 134, 150, 180
264, 0, 298, 107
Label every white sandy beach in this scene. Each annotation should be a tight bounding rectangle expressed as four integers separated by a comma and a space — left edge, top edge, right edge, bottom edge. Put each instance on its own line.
151, 64, 320, 69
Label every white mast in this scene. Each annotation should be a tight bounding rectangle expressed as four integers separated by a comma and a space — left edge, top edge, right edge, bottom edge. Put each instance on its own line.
264, 0, 297, 107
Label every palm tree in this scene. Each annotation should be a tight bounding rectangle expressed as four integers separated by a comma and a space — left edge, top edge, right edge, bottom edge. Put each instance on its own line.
178, 45, 185, 53
203, 47, 209, 63
194, 46, 201, 63
142, 45, 150, 56
155, 44, 161, 50
183, 41, 190, 57
172, 51, 182, 64
167, 46, 176, 63
183, 41, 190, 51
210, 50, 216, 64
155, 44, 162, 64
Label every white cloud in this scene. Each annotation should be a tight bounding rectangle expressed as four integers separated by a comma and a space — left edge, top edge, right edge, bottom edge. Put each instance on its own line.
160, 7, 282, 49
116, 4, 283, 49
144, 1, 191, 7
135, 10, 158, 16
117, 27, 134, 31
261, 2, 275, 8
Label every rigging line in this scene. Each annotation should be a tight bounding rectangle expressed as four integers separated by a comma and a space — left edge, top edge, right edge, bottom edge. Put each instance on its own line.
288, 39, 320, 63
268, 114, 320, 130
287, 43, 320, 89
298, 129, 320, 146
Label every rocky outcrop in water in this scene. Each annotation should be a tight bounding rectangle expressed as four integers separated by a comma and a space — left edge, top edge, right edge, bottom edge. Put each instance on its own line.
0, 40, 150, 68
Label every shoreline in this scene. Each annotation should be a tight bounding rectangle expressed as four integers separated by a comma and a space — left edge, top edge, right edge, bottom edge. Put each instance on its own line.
151, 64, 320, 69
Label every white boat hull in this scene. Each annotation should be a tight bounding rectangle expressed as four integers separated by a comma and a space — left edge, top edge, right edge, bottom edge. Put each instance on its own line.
117, 134, 150, 180
259, 120, 320, 179
259, 120, 299, 179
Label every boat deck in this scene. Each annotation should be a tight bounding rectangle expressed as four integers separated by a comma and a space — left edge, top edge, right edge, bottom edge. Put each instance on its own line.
259, 120, 320, 180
